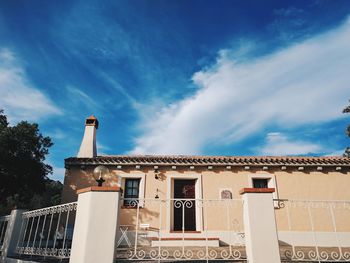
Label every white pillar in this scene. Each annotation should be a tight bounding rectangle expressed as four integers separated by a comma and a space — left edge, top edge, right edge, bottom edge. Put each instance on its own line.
240, 188, 281, 263
1, 209, 27, 262
69, 186, 120, 263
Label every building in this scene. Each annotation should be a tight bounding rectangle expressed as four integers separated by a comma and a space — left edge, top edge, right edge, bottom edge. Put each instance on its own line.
61, 116, 350, 260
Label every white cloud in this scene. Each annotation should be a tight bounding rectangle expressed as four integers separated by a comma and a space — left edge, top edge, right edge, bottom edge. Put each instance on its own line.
0, 48, 62, 123
132, 18, 350, 155
258, 132, 322, 156
324, 150, 345, 157
66, 86, 102, 110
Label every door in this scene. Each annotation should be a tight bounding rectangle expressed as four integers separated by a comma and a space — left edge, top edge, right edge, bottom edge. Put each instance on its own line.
173, 179, 196, 231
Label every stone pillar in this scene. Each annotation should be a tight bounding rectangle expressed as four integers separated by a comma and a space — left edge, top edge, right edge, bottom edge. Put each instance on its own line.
240, 188, 281, 263
1, 209, 27, 262
69, 186, 120, 263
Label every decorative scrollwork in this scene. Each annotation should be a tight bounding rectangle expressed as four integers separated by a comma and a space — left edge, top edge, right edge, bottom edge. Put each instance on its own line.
319, 250, 329, 260
343, 251, 350, 260
208, 249, 218, 259
221, 248, 230, 259
173, 200, 183, 209
331, 250, 341, 260
148, 249, 156, 259
283, 248, 350, 262
22, 202, 77, 218
196, 249, 206, 259
184, 249, 194, 259
173, 249, 183, 259
308, 249, 318, 260
232, 249, 242, 259
160, 249, 169, 259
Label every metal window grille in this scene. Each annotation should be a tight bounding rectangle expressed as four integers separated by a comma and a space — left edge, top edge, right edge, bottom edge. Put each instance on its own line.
124, 179, 140, 206
252, 178, 268, 188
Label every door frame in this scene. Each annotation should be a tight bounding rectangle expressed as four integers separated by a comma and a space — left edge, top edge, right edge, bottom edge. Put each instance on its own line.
166, 173, 203, 232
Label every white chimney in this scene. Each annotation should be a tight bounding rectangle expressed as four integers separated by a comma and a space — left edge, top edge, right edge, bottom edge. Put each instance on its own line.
77, 115, 98, 158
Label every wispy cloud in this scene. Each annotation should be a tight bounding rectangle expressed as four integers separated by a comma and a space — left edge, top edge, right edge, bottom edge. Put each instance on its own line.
257, 132, 322, 156
48, 128, 67, 140
325, 150, 345, 157
97, 142, 111, 155
132, 18, 350, 155
0, 48, 62, 123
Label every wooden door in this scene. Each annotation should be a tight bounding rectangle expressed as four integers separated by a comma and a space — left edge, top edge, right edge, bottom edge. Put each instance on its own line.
173, 179, 196, 231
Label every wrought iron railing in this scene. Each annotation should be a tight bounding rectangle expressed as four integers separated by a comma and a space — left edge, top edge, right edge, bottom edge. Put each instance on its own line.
115, 198, 246, 261
15, 202, 77, 259
0, 215, 11, 254
274, 199, 350, 262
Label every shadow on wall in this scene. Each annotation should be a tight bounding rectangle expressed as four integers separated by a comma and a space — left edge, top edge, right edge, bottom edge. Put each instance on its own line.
61, 167, 97, 204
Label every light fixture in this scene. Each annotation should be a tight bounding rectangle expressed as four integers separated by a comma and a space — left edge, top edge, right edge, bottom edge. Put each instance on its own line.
154, 168, 161, 180
93, 165, 109, 187
155, 188, 159, 199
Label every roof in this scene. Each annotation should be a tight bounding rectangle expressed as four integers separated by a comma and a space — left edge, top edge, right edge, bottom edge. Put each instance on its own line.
65, 155, 350, 167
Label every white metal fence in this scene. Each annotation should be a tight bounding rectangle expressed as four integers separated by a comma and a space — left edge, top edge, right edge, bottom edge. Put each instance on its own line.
275, 199, 350, 262
115, 198, 246, 261
0, 215, 10, 255
14, 202, 77, 259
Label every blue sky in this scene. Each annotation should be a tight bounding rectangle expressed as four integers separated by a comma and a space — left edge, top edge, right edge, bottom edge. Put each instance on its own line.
0, 0, 350, 181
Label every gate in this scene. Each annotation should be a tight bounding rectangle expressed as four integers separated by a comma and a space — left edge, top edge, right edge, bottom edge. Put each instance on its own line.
115, 198, 247, 261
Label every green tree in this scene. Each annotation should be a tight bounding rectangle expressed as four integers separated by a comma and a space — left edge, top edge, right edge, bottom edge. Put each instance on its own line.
0, 110, 62, 214
343, 101, 350, 157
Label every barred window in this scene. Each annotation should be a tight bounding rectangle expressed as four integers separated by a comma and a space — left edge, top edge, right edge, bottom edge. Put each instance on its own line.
252, 178, 269, 188
124, 178, 140, 206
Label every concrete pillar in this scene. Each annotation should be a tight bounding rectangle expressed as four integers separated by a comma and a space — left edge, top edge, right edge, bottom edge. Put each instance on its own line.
240, 188, 281, 263
1, 209, 27, 262
69, 186, 120, 263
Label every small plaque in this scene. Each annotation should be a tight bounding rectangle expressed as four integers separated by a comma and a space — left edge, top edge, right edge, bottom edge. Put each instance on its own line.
221, 189, 232, 199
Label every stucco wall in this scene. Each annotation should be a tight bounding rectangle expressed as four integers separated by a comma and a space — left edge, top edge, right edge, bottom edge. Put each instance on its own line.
62, 166, 350, 233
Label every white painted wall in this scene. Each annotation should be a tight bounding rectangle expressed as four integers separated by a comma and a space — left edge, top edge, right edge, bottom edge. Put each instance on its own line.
242, 191, 281, 263
69, 190, 120, 263
278, 231, 350, 247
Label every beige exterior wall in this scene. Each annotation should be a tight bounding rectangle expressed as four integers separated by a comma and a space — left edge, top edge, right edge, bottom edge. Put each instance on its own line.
62, 165, 350, 234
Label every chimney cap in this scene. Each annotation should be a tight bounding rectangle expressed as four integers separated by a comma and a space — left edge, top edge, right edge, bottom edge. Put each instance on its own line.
85, 115, 99, 129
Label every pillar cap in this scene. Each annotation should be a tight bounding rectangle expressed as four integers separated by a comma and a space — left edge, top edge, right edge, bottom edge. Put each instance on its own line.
239, 188, 275, 195
77, 186, 120, 194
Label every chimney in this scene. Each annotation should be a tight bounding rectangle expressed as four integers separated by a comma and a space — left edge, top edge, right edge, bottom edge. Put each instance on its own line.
77, 115, 99, 158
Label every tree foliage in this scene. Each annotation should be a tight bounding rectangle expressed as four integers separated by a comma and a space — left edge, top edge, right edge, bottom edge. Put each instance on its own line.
0, 110, 62, 214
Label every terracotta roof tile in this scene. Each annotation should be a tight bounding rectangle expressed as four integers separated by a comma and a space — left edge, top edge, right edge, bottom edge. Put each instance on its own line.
64, 155, 350, 167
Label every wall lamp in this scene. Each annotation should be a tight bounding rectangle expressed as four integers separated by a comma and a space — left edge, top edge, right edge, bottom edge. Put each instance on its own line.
154, 166, 161, 180
93, 165, 109, 187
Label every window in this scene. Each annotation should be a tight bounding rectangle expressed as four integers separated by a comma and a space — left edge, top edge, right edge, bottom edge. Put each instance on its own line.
124, 178, 140, 206
252, 178, 269, 188
248, 174, 279, 207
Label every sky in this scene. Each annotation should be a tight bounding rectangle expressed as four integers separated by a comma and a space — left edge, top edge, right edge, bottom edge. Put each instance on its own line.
0, 0, 350, 182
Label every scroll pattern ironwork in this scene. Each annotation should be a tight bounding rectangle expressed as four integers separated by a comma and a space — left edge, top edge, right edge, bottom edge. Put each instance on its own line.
15, 202, 77, 259
116, 198, 246, 261
275, 199, 350, 262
